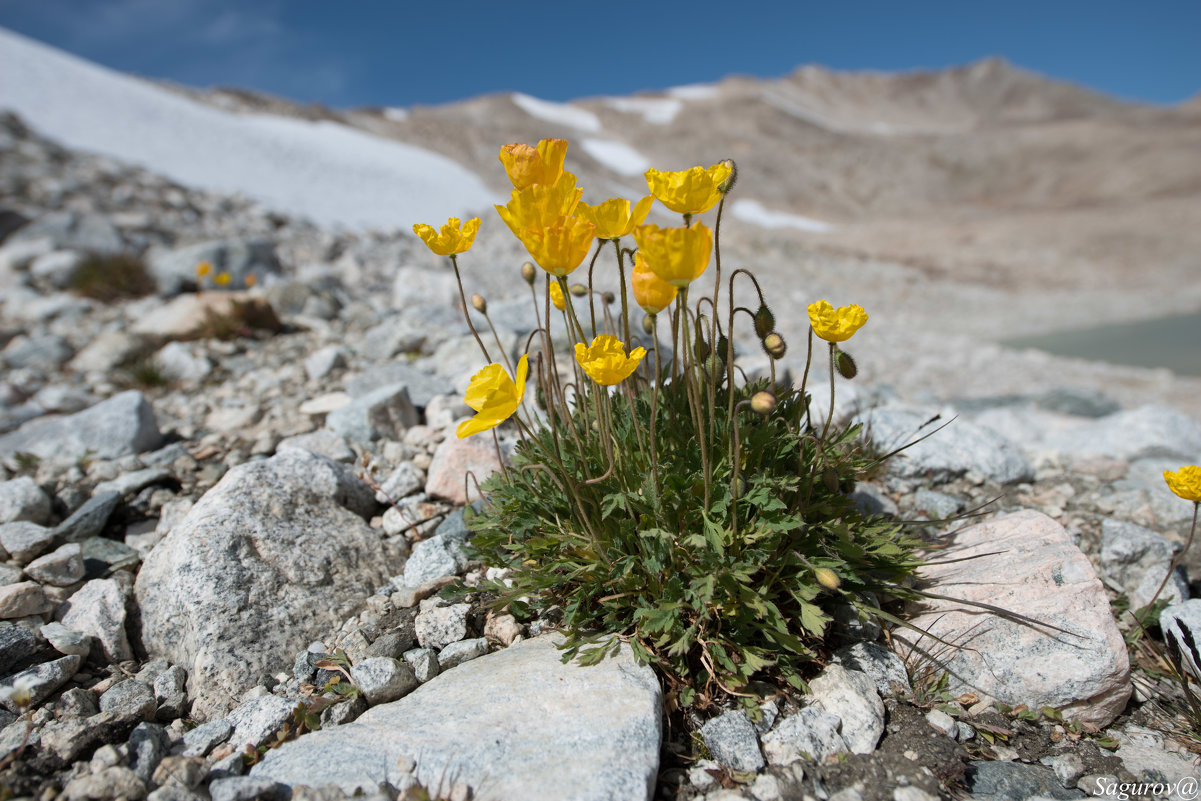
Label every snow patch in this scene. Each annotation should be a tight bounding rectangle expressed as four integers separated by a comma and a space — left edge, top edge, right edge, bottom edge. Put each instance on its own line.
667, 84, 719, 100
604, 97, 682, 125
580, 139, 650, 177
0, 28, 495, 231
510, 93, 601, 132
383, 107, 409, 122
731, 200, 832, 233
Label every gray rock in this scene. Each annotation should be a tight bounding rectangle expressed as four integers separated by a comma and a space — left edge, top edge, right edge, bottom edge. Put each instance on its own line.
358, 317, 426, 362
136, 449, 396, 718
32, 384, 98, 415
129, 722, 171, 783
402, 534, 468, 587
909, 488, 963, 520
0, 390, 161, 463
414, 603, 469, 650
153, 342, 212, 383
1042, 406, 1201, 462
347, 361, 447, 408
147, 787, 206, 801
1099, 518, 1188, 610
57, 686, 100, 718
808, 665, 884, 754
303, 346, 348, 381
364, 631, 414, 660
319, 694, 368, 728
349, 657, 418, 705
152, 664, 188, 720
762, 705, 849, 764
100, 679, 157, 722
4, 333, 73, 369
403, 647, 439, 683
154, 753, 214, 787
833, 642, 910, 697
0, 654, 82, 712
38, 709, 132, 762
967, 761, 1085, 800
0, 476, 50, 524
209, 776, 290, 801
181, 718, 232, 757
326, 382, 419, 444
62, 766, 148, 801
375, 461, 424, 504
0, 565, 19, 586
857, 405, 1033, 484
252, 635, 661, 800
29, 248, 83, 288
55, 490, 121, 542
0, 520, 56, 563
437, 637, 488, 670
1040, 753, 1085, 788
9, 210, 124, 254
59, 578, 133, 662
226, 694, 299, 750
1160, 600, 1201, 679
69, 330, 143, 374
148, 238, 280, 296
1111, 722, 1199, 787
850, 482, 898, 517
23, 542, 85, 585
925, 708, 956, 737
81, 535, 141, 575
94, 468, 170, 498
277, 429, 354, 463
700, 709, 765, 772
0, 622, 39, 673
0, 580, 52, 617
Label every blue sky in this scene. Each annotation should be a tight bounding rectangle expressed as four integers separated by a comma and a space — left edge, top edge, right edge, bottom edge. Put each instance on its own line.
1, 0, 1198, 108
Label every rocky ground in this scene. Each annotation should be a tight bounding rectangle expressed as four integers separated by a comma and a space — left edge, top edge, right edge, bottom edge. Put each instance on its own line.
1, 109, 1200, 801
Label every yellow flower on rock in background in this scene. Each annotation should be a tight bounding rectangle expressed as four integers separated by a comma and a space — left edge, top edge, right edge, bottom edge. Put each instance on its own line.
457, 354, 529, 439
644, 162, 733, 215
807, 300, 869, 343
632, 223, 712, 288
516, 217, 596, 277
549, 280, 567, 311
499, 139, 569, 190
495, 174, 582, 238
413, 217, 481, 256
576, 196, 654, 240
575, 334, 646, 386
630, 253, 678, 314
213, 272, 231, 287
1164, 465, 1201, 502
195, 261, 212, 279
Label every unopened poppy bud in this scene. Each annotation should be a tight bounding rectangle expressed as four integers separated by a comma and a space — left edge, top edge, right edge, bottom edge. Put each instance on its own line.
716, 334, 729, 364
751, 391, 777, 415
822, 467, 840, 493
835, 348, 858, 379
521, 262, 536, 284
602, 291, 616, 305
569, 283, 588, 297
754, 304, 775, 339
471, 293, 487, 313
763, 333, 786, 360
718, 159, 737, 194
642, 313, 656, 335
814, 567, 840, 590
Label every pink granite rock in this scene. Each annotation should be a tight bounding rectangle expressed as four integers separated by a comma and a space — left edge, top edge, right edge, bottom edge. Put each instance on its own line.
894, 510, 1131, 727
425, 435, 504, 505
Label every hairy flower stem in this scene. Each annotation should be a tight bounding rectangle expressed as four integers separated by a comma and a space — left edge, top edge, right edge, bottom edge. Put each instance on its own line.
613, 240, 632, 347
821, 342, 837, 444
481, 309, 514, 374
1147, 501, 1197, 609
449, 255, 492, 363
679, 287, 711, 507
648, 322, 663, 498
512, 414, 603, 551
585, 239, 605, 338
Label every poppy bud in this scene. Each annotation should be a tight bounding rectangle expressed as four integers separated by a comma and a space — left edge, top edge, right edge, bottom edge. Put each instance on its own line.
716, 334, 729, 363
718, 159, 737, 195
602, 291, 616, 305
694, 319, 710, 362
642, 313, 656, 335
822, 467, 840, 493
754, 304, 775, 339
751, 391, 777, 415
570, 283, 588, 297
763, 333, 786, 360
521, 262, 536, 285
814, 567, 840, 590
835, 348, 858, 380
471, 293, 487, 313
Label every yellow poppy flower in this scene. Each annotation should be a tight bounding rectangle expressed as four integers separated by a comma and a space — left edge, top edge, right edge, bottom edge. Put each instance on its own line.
515, 216, 596, 278
214, 271, 232, 286
575, 195, 654, 240
457, 354, 529, 439
574, 334, 646, 386
1164, 465, 1201, 502
195, 261, 212, 278
412, 217, 481, 256
632, 223, 712, 288
495, 173, 582, 238
630, 253, 678, 314
498, 139, 569, 190
549, 280, 567, 311
644, 162, 733, 215
807, 300, 869, 343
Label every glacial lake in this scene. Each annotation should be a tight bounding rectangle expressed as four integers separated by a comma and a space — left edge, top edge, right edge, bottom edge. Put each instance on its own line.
1003, 311, 1201, 377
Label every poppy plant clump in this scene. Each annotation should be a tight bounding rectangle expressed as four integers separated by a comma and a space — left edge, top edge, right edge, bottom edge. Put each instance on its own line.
412, 140, 922, 711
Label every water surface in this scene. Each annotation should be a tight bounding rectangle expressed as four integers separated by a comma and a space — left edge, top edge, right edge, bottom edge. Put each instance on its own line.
1003, 312, 1201, 377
